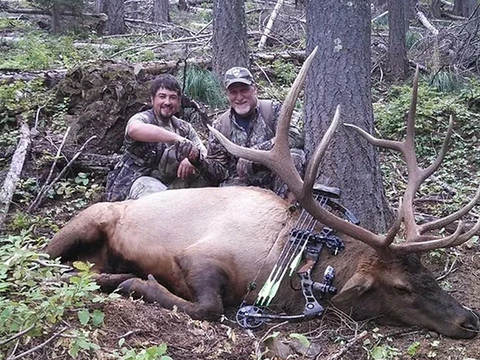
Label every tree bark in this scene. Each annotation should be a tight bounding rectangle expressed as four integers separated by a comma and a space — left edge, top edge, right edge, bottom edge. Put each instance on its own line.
106, 0, 126, 34
95, 0, 107, 13
178, 0, 188, 11
453, 0, 477, 17
304, 0, 392, 232
430, 0, 442, 18
153, 0, 170, 23
404, 0, 417, 29
212, 0, 249, 82
388, 0, 408, 80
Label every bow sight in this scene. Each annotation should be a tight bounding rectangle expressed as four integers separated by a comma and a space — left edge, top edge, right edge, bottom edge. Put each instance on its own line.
236, 184, 358, 329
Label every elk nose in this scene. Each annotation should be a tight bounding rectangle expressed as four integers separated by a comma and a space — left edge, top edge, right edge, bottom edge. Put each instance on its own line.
459, 308, 480, 337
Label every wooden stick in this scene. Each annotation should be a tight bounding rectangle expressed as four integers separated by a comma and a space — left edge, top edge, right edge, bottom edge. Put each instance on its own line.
325, 331, 368, 360
0, 120, 31, 229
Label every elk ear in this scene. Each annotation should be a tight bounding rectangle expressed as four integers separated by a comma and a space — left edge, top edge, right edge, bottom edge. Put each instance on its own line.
332, 273, 374, 303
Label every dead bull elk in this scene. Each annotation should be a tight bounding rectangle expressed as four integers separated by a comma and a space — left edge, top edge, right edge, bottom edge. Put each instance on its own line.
47, 48, 480, 339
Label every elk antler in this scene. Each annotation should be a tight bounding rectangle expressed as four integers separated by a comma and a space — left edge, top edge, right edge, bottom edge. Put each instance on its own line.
344, 67, 480, 254
210, 50, 480, 258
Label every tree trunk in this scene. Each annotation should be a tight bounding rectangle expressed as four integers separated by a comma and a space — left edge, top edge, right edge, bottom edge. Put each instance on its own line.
388, 0, 408, 80
304, 0, 392, 233
106, 0, 126, 34
50, 5, 61, 34
453, 0, 477, 17
95, 0, 107, 13
153, 0, 170, 23
212, 0, 249, 82
430, 0, 442, 18
404, 0, 417, 29
178, 0, 188, 11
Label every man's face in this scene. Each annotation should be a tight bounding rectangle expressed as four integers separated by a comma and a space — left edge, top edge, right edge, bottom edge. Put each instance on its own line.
226, 83, 257, 116
151, 88, 180, 121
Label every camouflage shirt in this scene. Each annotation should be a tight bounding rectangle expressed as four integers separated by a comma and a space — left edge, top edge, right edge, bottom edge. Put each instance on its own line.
105, 109, 206, 201
196, 100, 304, 190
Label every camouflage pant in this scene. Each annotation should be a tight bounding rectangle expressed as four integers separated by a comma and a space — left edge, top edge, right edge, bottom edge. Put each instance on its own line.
129, 174, 211, 200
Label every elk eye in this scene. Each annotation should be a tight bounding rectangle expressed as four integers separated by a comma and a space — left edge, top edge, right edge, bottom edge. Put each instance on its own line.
394, 285, 411, 294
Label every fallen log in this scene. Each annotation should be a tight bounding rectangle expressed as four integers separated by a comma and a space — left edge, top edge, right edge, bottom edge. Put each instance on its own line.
0, 120, 31, 229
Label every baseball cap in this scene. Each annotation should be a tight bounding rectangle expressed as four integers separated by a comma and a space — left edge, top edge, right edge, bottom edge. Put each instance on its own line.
224, 67, 254, 89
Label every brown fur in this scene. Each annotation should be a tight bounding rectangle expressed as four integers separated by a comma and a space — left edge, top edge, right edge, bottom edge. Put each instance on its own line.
47, 186, 479, 339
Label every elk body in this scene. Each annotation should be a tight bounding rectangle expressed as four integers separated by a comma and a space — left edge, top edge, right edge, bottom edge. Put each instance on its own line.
46, 48, 480, 339
46, 186, 479, 339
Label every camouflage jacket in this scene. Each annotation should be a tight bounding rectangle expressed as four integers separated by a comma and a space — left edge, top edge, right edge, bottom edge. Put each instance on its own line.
105, 109, 206, 202
196, 100, 304, 188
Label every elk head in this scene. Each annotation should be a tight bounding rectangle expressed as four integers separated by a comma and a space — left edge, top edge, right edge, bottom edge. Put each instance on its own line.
209, 47, 480, 338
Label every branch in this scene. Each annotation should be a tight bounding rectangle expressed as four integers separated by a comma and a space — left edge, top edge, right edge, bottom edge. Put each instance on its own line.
325, 331, 368, 360
0, 324, 35, 347
6, 326, 68, 360
27, 135, 97, 213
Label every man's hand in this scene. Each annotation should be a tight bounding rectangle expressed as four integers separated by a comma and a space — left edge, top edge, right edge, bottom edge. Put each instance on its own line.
175, 138, 199, 161
236, 158, 253, 180
177, 158, 195, 179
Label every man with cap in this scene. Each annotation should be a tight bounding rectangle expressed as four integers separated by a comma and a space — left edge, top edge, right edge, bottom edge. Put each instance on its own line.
185, 66, 305, 199
105, 74, 208, 202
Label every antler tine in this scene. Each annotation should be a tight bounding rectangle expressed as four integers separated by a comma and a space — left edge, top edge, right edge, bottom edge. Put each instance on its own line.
393, 213, 480, 255
384, 199, 404, 246
421, 116, 454, 181
419, 186, 480, 234
302, 104, 341, 195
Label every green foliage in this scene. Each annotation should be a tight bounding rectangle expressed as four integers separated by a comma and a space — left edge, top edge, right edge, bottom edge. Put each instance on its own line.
27, 0, 86, 14
371, 12, 388, 31
289, 332, 310, 347
0, 18, 35, 31
0, 34, 99, 70
271, 59, 297, 86
363, 328, 400, 360
49, 96, 70, 132
48, 172, 101, 205
405, 30, 421, 50
425, 70, 465, 93
0, 79, 44, 131
114, 341, 173, 360
0, 233, 108, 358
407, 341, 421, 356
177, 65, 226, 108
373, 77, 480, 216
7, 210, 59, 235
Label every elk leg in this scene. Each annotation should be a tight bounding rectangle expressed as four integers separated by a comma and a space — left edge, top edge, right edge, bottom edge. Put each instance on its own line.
92, 273, 137, 292
118, 263, 227, 321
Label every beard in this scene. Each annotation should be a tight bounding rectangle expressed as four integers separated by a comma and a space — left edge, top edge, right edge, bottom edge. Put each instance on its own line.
156, 106, 175, 121
232, 103, 254, 116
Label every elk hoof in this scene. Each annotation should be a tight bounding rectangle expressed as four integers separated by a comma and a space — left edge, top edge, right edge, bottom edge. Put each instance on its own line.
147, 274, 159, 283
118, 277, 143, 295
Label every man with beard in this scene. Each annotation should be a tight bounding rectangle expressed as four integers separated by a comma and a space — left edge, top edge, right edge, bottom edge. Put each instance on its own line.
186, 66, 305, 200
105, 74, 207, 202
